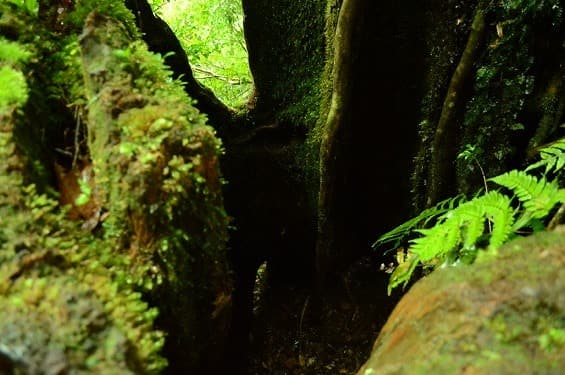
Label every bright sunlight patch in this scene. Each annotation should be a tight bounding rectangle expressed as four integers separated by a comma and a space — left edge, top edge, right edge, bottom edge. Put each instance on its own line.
150, 0, 252, 107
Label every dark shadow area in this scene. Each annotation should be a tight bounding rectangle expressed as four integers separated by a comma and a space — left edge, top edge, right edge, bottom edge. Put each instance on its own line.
221, 133, 317, 372
339, 2, 426, 263
222, 3, 428, 373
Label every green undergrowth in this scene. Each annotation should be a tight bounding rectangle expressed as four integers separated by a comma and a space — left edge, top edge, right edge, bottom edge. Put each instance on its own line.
150, 0, 251, 107
413, 0, 564, 211
375, 136, 565, 294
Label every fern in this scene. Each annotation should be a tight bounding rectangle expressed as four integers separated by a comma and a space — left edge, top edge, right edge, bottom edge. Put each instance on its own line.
379, 137, 565, 295
525, 138, 565, 175
385, 192, 515, 295
490, 170, 565, 229
372, 195, 465, 251
410, 191, 514, 262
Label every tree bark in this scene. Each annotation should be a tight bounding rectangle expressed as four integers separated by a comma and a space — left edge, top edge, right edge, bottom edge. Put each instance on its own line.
528, 69, 565, 154
316, 0, 368, 293
426, 1, 487, 206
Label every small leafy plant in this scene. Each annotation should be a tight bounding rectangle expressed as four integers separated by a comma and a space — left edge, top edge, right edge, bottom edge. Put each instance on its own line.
375, 137, 565, 294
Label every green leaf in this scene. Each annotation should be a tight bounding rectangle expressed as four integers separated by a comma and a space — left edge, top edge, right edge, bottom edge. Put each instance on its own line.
490, 170, 564, 230
387, 252, 419, 296
373, 195, 465, 251
525, 138, 565, 175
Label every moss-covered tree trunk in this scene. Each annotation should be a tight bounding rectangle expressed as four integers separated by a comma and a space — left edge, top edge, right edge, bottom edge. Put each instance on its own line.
315, 0, 368, 294
3, 0, 563, 373
425, 1, 487, 206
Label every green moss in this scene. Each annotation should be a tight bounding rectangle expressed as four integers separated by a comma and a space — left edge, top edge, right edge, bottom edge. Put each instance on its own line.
65, 0, 139, 37
457, 0, 563, 194
244, 0, 327, 129
0, 83, 166, 374
0, 3, 224, 373
79, 11, 231, 369
0, 66, 28, 113
0, 37, 32, 64
0, 33, 32, 114
361, 230, 565, 374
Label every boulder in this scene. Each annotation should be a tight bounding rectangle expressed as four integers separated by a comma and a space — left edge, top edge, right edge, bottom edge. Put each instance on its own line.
358, 229, 565, 374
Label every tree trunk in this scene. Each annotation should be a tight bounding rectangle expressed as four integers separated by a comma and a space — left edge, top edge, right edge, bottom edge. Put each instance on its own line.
426, 1, 487, 206
315, 0, 369, 293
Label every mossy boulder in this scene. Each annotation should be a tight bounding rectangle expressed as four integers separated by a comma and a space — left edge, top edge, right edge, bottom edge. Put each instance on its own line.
1, 2, 231, 373
358, 229, 565, 375
0, 80, 165, 373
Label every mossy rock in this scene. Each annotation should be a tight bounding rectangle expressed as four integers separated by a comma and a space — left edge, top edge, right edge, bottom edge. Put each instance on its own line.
78, 11, 232, 370
0, 273, 156, 374
358, 229, 565, 375
1, 2, 232, 373
0, 93, 165, 373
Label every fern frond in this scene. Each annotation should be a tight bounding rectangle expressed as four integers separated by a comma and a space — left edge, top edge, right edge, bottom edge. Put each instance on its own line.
476, 191, 514, 249
525, 138, 565, 174
410, 191, 514, 261
387, 252, 419, 295
373, 195, 465, 250
490, 170, 565, 229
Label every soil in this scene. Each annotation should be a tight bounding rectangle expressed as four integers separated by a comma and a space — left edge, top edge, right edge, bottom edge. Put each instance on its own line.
247, 257, 403, 375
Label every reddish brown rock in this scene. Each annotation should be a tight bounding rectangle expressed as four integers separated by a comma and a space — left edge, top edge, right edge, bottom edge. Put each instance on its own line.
358, 228, 565, 375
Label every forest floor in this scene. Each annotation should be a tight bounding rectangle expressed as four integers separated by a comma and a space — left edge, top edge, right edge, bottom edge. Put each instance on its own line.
247, 257, 403, 375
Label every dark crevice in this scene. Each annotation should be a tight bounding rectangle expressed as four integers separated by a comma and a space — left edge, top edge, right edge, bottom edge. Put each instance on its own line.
226, 3, 428, 373
125, 1, 426, 373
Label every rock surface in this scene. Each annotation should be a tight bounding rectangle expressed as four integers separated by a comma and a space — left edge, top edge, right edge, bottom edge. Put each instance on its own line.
357, 228, 565, 375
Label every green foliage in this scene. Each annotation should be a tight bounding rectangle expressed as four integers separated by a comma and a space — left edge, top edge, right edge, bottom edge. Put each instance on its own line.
0, 38, 32, 65
0, 38, 31, 114
0, 66, 28, 113
539, 328, 565, 352
0, 184, 167, 373
526, 137, 565, 175
490, 170, 565, 229
377, 139, 565, 294
79, 13, 231, 369
373, 195, 466, 252
0, 112, 166, 373
457, 0, 563, 192
414, 191, 514, 258
65, 0, 139, 36
0, 5, 169, 372
5, 0, 37, 16
150, 0, 251, 106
